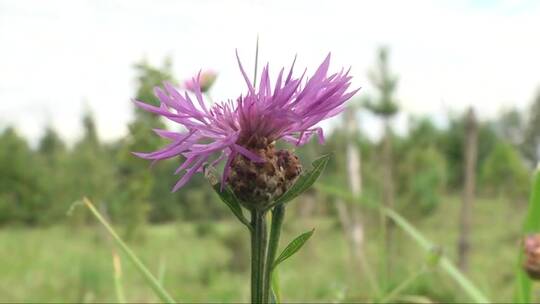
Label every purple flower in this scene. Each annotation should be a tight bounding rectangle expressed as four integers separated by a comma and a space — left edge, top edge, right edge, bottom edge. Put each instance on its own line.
134, 52, 359, 192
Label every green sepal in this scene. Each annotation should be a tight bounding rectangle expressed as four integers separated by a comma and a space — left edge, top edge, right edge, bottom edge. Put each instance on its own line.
268, 154, 331, 210
205, 166, 251, 230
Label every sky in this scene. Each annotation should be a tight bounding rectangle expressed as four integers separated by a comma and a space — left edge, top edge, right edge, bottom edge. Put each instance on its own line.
1, 0, 540, 145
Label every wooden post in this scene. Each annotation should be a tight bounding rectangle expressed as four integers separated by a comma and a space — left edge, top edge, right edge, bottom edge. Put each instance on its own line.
335, 106, 375, 291
458, 107, 478, 271
381, 119, 395, 281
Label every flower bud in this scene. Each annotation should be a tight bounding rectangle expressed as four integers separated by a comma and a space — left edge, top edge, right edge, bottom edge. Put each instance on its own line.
228, 143, 302, 210
523, 234, 540, 280
184, 70, 217, 93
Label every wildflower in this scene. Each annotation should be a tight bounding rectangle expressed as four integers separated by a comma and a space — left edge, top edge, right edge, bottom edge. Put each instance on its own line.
524, 234, 540, 279
134, 51, 358, 206
184, 70, 217, 93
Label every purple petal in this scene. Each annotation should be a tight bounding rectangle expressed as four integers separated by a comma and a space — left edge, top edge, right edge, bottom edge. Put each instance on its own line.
233, 144, 264, 162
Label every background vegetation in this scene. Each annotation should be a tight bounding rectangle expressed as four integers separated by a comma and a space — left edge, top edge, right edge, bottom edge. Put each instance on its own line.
1, 49, 540, 302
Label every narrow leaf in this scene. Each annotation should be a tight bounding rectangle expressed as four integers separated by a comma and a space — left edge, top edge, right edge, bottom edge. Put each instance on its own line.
515, 168, 540, 303
271, 154, 331, 208
273, 229, 315, 269
205, 166, 251, 230
81, 198, 176, 304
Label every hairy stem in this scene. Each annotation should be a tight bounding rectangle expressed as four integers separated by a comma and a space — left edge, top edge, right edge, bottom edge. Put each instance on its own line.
250, 209, 268, 303
263, 204, 285, 302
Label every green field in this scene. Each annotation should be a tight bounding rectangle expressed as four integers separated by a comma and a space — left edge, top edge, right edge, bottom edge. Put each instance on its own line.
0, 195, 526, 303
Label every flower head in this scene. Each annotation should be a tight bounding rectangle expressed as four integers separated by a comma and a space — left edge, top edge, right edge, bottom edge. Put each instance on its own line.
184, 70, 217, 93
524, 234, 540, 279
134, 51, 358, 196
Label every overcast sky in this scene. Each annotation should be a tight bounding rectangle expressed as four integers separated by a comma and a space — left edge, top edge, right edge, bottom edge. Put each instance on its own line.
1, 0, 540, 144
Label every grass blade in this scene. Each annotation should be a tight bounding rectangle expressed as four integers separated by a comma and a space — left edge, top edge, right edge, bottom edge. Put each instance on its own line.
383, 208, 489, 303
317, 184, 490, 303
112, 251, 126, 303
82, 197, 176, 303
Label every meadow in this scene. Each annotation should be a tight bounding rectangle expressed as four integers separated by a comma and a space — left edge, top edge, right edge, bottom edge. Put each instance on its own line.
0, 195, 525, 303
1, 25, 539, 303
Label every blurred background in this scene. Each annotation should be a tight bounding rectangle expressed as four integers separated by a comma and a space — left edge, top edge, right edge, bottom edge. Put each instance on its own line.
1, 0, 540, 302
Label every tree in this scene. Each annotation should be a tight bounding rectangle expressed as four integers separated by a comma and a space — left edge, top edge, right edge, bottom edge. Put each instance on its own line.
481, 141, 529, 198
0, 127, 42, 225
364, 47, 399, 211
402, 147, 447, 210
36, 125, 70, 224
38, 125, 66, 157
493, 108, 524, 147
398, 118, 447, 216
523, 90, 540, 165
68, 110, 116, 226
364, 47, 399, 280
114, 58, 178, 239
439, 112, 499, 190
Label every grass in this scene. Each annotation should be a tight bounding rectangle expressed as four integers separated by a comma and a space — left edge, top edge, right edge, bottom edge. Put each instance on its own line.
0, 195, 527, 302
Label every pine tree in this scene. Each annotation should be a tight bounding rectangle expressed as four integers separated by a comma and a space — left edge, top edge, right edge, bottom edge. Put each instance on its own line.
363, 47, 399, 281
0, 127, 42, 225
36, 125, 69, 224
38, 125, 66, 157
69, 110, 116, 226
364, 47, 399, 211
523, 90, 540, 165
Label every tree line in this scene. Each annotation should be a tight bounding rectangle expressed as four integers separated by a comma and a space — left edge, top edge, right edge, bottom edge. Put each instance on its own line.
1, 52, 539, 239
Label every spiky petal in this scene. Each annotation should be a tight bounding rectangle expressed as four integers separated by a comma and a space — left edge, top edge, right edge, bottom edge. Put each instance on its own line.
134, 52, 359, 192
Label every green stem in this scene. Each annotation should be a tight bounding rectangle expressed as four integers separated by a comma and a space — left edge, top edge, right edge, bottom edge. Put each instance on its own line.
263, 205, 285, 302
383, 207, 489, 303
250, 209, 268, 303
379, 206, 388, 292
82, 198, 175, 303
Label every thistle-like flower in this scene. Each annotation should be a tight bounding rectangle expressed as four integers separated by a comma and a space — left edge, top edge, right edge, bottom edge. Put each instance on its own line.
134, 52, 358, 208
524, 234, 540, 279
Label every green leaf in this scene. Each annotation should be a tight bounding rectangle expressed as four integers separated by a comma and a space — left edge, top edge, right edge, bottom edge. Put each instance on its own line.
515, 168, 540, 303
270, 154, 331, 209
81, 198, 176, 304
272, 229, 315, 269
205, 166, 251, 230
